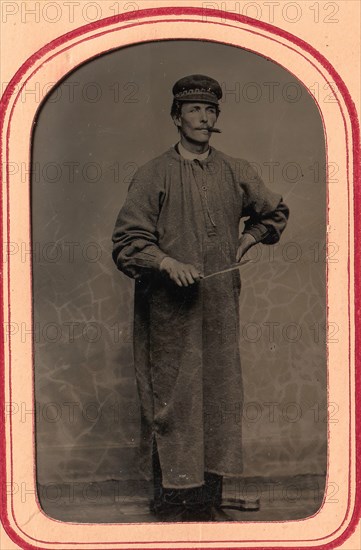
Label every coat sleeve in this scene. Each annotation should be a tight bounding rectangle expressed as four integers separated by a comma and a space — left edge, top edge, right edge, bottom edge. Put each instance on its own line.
111, 165, 168, 279
239, 161, 289, 244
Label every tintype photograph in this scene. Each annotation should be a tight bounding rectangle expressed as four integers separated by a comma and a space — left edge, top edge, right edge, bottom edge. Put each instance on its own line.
31, 39, 327, 524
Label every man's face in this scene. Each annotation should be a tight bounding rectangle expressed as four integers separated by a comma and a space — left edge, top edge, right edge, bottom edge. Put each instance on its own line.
174, 102, 218, 145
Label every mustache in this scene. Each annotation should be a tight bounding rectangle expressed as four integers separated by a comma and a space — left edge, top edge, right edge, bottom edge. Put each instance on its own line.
196, 127, 222, 133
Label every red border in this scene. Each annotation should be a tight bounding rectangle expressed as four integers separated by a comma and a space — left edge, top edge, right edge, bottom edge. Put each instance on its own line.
3, 21, 345, 547
0, 7, 360, 550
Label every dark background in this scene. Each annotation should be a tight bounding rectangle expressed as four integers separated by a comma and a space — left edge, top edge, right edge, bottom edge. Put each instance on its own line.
32, 40, 327, 486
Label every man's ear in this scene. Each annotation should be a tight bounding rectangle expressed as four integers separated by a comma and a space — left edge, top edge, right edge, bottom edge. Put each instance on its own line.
172, 115, 181, 128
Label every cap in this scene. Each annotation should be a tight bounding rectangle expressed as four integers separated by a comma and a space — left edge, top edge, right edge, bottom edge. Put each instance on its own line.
172, 74, 222, 106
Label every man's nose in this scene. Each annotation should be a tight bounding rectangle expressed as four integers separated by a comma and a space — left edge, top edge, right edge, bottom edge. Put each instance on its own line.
199, 109, 208, 123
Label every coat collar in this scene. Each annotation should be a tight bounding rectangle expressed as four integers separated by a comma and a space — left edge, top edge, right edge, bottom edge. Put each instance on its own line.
171, 144, 216, 165
176, 141, 210, 161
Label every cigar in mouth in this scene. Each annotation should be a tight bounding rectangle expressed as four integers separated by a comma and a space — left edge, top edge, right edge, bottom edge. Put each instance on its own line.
208, 127, 222, 133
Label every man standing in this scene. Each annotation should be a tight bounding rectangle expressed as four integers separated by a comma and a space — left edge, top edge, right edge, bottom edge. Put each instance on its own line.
112, 75, 289, 521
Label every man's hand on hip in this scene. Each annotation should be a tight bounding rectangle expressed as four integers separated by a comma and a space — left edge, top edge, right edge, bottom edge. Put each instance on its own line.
160, 257, 202, 287
236, 233, 257, 262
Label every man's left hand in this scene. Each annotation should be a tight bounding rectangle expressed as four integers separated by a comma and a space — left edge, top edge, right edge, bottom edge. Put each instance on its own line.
236, 233, 257, 262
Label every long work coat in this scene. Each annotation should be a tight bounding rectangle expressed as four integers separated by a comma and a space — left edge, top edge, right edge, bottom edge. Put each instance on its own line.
112, 146, 289, 488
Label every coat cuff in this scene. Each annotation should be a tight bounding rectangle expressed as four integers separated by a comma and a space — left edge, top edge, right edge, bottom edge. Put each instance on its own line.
146, 248, 169, 270
242, 224, 270, 244
116, 246, 169, 272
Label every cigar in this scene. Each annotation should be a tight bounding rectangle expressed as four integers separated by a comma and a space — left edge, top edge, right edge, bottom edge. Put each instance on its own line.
209, 127, 222, 133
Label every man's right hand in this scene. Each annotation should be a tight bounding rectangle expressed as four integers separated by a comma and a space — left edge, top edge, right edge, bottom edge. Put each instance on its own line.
160, 257, 202, 287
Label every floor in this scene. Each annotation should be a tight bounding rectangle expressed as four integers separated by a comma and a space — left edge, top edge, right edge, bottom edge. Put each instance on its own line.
37, 474, 326, 523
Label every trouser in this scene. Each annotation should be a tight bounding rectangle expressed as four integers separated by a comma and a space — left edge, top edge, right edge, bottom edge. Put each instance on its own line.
152, 438, 223, 511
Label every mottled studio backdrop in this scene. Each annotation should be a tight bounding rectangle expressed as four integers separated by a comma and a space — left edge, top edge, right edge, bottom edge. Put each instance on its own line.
32, 40, 327, 485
